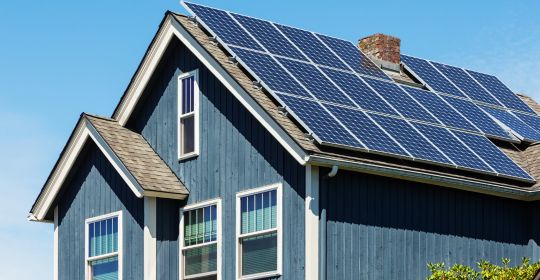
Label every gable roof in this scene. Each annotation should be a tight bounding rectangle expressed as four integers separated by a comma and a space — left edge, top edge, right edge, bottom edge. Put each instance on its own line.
29, 114, 188, 221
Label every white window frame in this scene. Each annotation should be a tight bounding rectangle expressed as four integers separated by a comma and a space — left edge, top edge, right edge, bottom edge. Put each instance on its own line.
177, 69, 200, 160
84, 211, 123, 280
179, 198, 222, 280
235, 183, 283, 280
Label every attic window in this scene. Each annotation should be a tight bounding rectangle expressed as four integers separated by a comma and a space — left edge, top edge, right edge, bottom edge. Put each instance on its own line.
178, 70, 200, 160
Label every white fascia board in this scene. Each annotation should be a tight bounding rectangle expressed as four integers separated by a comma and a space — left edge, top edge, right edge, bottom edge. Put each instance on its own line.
113, 15, 309, 165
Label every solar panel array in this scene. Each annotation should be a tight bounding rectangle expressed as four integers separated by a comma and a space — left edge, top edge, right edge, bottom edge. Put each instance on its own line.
183, 2, 534, 182
401, 54, 540, 143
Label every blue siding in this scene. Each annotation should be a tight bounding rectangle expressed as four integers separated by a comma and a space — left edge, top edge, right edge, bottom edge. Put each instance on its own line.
320, 169, 540, 279
57, 141, 144, 280
127, 38, 306, 280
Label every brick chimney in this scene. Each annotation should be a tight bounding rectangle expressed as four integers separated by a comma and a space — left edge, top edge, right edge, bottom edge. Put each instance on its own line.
359, 33, 401, 70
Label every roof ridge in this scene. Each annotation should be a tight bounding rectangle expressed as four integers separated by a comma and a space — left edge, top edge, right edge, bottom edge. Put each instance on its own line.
82, 112, 117, 122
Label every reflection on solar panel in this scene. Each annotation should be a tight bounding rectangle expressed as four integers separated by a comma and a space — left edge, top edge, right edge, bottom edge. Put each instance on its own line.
275, 24, 348, 70
431, 62, 501, 106
368, 114, 452, 165
514, 112, 540, 133
231, 13, 307, 60
402, 86, 478, 132
467, 70, 535, 114
315, 34, 390, 80
401, 55, 465, 97
454, 131, 533, 181
326, 105, 408, 156
413, 123, 493, 173
277, 94, 362, 148
481, 106, 540, 142
442, 96, 513, 141
277, 58, 353, 105
185, 3, 263, 50
363, 78, 439, 123
184, 2, 535, 182
321, 68, 397, 115
230, 47, 309, 97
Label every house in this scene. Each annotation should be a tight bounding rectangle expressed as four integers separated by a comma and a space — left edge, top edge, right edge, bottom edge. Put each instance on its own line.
29, 2, 540, 279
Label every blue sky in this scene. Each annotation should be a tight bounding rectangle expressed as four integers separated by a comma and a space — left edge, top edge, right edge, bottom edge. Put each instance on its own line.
1, 0, 539, 278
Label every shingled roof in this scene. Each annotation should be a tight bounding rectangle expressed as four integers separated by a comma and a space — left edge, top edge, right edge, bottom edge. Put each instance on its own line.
170, 13, 540, 198
85, 114, 188, 196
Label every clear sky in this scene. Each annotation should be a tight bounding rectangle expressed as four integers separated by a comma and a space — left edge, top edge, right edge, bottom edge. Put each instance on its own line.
1, 0, 539, 279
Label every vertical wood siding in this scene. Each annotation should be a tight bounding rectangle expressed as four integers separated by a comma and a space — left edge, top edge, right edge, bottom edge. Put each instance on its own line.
57, 142, 144, 280
320, 169, 540, 279
127, 38, 306, 280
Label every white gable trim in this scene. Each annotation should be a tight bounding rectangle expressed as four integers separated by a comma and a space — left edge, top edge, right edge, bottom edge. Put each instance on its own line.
112, 15, 309, 165
30, 117, 188, 222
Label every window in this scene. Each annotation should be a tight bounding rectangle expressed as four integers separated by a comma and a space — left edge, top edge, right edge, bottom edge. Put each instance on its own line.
178, 70, 200, 160
236, 184, 282, 280
85, 212, 122, 280
180, 199, 221, 280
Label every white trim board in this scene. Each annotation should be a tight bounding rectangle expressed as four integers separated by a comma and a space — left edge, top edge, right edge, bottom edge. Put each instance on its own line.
111, 14, 309, 165
305, 165, 319, 280
144, 197, 157, 280
30, 116, 186, 222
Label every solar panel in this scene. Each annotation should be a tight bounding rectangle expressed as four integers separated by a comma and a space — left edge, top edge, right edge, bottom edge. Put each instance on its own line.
230, 13, 307, 61
274, 24, 348, 70
185, 2, 535, 183
326, 105, 409, 157
369, 114, 452, 165
453, 131, 533, 181
184, 3, 263, 51
402, 86, 479, 132
401, 55, 466, 98
413, 123, 493, 173
467, 70, 535, 114
363, 77, 439, 123
229, 47, 309, 97
431, 62, 501, 106
277, 58, 354, 105
442, 96, 513, 141
321, 68, 397, 115
481, 106, 540, 142
513, 112, 540, 133
277, 94, 363, 148
315, 34, 391, 80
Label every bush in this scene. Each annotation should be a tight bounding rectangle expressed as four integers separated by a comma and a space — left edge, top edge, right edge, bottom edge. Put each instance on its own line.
427, 258, 540, 280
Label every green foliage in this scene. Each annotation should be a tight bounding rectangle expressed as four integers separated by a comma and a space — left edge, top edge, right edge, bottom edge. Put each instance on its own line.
427, 258, 540, 280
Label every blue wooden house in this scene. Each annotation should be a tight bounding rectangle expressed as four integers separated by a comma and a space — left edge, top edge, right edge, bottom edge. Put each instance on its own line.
30, 2, 540, 279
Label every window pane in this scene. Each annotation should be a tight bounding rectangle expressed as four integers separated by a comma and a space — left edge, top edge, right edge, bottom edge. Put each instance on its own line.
241, 232, 277, 276
240, 190, 277, 234
182, 76, 195, 114
89, 218, 118, 257
184, 205, 217, 246
91, 256, 118, 280
181, 116, 195, 155
184, 244, 217, 276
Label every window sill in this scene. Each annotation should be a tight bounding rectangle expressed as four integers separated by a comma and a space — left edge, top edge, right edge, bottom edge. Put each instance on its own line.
238, 271, 281, 280
178, 152, 199, 161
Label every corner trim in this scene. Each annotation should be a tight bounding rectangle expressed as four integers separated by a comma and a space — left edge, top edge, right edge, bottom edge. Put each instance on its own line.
144, 197, 157, 280
305, 165, 319, 280
53, 206, 58, 280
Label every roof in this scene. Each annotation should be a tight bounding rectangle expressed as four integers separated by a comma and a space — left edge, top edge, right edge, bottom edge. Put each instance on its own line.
29, 113, 188, 221
85, 114, 188, 195
170, 13, 540, 198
